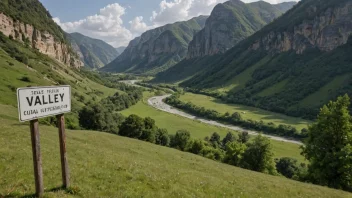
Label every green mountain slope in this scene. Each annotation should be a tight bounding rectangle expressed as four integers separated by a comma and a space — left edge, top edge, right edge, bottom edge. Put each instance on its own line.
155, 0, 352, 119
67, 32, 119, 69
1, 108, 351, 197
101, 16, 208, 75
187, 0, 296, 58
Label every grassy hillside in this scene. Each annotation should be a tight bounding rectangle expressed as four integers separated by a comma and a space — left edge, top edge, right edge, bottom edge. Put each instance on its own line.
67, 33, 119, 69
179, 92, 311, 130
1, 105, 351, 197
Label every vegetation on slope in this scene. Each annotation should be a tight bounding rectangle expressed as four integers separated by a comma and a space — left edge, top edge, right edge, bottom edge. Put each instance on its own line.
0, 0, 66, 42
154, 0, 352, 120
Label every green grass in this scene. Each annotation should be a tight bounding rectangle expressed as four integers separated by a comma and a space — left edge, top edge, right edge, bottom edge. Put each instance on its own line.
299, 74, 351, 107
179, 92, 311, 131
1, 106, 351, 197
121, 92, 305, 162
257, 79, 289, 97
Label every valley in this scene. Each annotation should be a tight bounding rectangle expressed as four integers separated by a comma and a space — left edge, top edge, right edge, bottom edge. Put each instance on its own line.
1, 0, 352, 196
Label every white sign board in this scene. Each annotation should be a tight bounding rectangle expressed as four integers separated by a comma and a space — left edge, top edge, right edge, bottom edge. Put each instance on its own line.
17, 86, 71, 122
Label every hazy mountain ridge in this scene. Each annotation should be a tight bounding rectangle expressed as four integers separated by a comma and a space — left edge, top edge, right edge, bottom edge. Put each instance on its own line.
67, 32, 119, 69
101, 16, 208, 75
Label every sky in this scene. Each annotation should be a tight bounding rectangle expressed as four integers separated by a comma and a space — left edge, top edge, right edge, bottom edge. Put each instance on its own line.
40, 0, 299, 48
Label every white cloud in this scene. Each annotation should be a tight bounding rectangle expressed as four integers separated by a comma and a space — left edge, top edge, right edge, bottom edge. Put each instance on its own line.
150, 0, 227, 26
54, 3, 133, 47
129, 16, 155, 36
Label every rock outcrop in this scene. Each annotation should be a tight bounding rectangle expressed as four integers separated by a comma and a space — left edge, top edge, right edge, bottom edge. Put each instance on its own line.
250, 1, 352, 54
187, 0, 296, 59
0, 13, 83, 68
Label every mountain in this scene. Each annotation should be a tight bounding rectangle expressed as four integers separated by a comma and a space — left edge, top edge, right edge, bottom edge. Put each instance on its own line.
273, 1, 298, 12
101, 16, 208, 75
115, 46, 126, 54
155, 0, 352, 119
187, 0, 296, 59
67, 32, 119, 69
0, 0, 82, 68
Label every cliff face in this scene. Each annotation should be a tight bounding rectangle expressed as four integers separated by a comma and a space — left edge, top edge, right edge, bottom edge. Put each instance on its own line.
250, 1, 352, 54
0, 13, 83, 68
187, 0, 296, 59
66, 32, 119, 69
102, 16, 208, 75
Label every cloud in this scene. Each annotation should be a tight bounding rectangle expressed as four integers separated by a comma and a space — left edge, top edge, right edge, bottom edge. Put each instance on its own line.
150, 0, 227, 26
54, 3, 133, 47
129, 16, 155, 36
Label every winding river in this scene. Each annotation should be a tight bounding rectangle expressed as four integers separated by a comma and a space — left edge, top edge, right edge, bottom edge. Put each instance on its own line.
122, 80, 303, 145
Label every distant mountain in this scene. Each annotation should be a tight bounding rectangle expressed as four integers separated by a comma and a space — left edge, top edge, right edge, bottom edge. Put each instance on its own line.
187, 0, 296, 59
116, 46, 126, 54
273, 1, 297, 12
67, 32, 119, 69
155, 0, 352, 119
101, 16, 208, 75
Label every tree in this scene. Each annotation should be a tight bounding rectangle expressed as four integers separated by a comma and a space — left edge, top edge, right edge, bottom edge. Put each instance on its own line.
188, 139, 205, 154
224, 141, 247, 166
222, 132, 236, 146
275, 157, 300, 179
119, 114, 145, 139
155, 128, 170, 146
238, 131, 250, 144
301, 95, 352, 191
242, 135, 276, 175
170, 130, 191, 151
139, 117, 157, 143
209, 132, 221, 148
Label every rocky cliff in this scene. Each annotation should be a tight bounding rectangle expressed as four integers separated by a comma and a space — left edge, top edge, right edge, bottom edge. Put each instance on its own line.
0, 12, 83, 68
67, 32, 119, 69
102, 16, 208, 75
250, 1, 352, 54
187, 0, 296, 59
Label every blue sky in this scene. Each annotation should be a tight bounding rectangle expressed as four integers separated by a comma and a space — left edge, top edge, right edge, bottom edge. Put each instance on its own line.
40, 0, 298, 47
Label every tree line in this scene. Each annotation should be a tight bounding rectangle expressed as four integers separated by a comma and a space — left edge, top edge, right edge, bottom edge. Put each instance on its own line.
164, 93, 307, 140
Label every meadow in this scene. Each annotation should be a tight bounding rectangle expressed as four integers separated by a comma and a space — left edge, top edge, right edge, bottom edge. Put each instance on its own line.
179, 92, 311, 130
1, 105, 351, 197
121, 92, 305, 162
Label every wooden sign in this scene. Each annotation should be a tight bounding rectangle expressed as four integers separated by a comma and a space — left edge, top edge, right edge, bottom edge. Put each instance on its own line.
17, 86, 71, 197
17, 86, 71, 122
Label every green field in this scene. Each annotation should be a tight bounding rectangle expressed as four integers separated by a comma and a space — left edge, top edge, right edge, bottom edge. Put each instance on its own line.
179, 92, 311, 130
1, 105, 351, 197
121, 92, 305, 162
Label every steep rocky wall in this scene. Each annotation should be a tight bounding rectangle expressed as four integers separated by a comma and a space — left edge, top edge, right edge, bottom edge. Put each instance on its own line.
250, 2, 352, 54
0, 13, 83, 68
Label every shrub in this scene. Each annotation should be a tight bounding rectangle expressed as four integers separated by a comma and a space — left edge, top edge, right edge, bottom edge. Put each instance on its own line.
155, 128, 170, 146
170, 130, 191, 151
20, 76, 31, 82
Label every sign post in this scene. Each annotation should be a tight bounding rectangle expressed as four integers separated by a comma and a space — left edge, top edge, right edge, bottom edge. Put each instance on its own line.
57, 114, 70, 188
30, 119, 44, 197
17, 86, 71, 197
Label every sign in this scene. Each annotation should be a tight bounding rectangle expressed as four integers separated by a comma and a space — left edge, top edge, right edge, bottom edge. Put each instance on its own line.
17, 86, 71, 122
17, 85, 71, 196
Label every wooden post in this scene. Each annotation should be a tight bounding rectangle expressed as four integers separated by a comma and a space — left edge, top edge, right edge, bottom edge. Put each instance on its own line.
57, 114, 70, 188
30, 119, 44, 197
